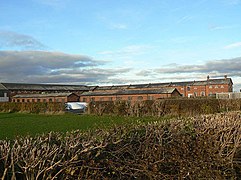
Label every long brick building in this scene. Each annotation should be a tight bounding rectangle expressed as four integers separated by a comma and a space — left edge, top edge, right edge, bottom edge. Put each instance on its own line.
0, 75, 233, 103
89, 75, 233, 98
12, 93, 80, 103
80, 88, 181, 103
0, 83, 89, 102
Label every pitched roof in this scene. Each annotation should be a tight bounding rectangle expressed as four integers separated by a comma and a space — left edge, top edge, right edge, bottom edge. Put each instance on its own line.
0, 83, 89, 91
0, 83, 8, 91
81, 87, 178, 96
12, 92, 78, 98
90, 77, 233, 91
149, 78, 233, 87
94, 85, 130, 91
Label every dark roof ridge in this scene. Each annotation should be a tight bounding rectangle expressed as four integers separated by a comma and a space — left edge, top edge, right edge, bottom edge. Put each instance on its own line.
1, 82, 88, 87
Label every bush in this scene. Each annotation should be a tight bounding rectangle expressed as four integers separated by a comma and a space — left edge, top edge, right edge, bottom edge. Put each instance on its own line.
0, 111, 240, 179
0, 102, 65, 114
88, 99, 241, 117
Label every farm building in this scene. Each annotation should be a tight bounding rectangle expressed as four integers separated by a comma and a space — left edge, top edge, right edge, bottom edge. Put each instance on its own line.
0, 75, 233, 103
11, 93, 80, 103
91, 75, 233, 98
0, 83, 89, 102
0, 84, 9, 102
79, 88, 181, 103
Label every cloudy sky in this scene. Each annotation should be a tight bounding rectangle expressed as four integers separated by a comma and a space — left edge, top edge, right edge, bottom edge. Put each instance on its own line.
1, 0, 241, 91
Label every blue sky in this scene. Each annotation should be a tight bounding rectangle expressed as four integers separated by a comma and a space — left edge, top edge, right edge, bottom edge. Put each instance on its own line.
1, 0, 241, 91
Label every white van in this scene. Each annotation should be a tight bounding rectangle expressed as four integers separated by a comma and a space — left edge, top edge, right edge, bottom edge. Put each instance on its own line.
65, 102, 87, 114
76, 102, 88, 107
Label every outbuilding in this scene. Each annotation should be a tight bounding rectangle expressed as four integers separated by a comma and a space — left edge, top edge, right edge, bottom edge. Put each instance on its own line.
12, 92, 80, 103
80, 87, 181, 103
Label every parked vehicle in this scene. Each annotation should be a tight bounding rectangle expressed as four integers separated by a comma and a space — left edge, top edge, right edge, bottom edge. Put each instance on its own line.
65, 102, 87, 114
76, 102, 88, 107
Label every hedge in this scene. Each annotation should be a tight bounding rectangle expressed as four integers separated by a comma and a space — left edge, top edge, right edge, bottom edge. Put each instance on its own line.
88, 99, 241, 117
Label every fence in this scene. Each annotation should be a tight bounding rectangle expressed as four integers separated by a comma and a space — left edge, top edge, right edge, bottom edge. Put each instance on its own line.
0, 97, 9, 102
216, 92, 241, 99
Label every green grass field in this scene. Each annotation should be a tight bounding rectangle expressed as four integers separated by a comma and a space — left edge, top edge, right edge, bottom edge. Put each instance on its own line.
0, 113, 121, 140
0, 112, 164, 140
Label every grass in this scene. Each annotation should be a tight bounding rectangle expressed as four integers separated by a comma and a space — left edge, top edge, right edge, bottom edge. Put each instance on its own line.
0, 112, 167, 140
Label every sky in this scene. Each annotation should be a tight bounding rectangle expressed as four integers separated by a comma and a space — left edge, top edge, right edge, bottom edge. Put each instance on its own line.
1, 0, 241, 91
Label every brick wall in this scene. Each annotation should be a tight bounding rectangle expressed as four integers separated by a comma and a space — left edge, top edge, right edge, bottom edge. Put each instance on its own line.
12, 97, 68, 103
80, 92, 178, 103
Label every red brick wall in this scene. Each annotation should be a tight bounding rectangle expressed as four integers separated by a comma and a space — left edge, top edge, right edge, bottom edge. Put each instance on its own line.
80, 93, 177, 103
173, 84, 231, 97
12, 97, 68, 103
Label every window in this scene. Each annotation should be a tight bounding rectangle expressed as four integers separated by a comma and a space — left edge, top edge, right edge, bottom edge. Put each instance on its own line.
0, 92, 4, 97
32, 99, 35, 102
116, 97, 122, 100
109, 97, 113, 101
27, 99, 30, 102
137, 96, 143, 100
43, 99, 46, 102
22, 99, 25, 102
194, 92, 197, 97
201, 92, 205, 96
37, 99, 41, 102
148, 96, 154, 100
187, 86, 191, 91
128, 96, 132, 101
100, 97, 104, 101
91, 97, 95, 102
49, 99, 53, 102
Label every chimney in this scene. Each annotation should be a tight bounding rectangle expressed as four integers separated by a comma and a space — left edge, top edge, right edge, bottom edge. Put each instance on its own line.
207, 75, 210, 80
224, 75, 227, 79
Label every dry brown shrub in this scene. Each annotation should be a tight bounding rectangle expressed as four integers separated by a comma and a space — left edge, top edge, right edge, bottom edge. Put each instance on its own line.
88, 99, 241, 117
0, 111, 240, 179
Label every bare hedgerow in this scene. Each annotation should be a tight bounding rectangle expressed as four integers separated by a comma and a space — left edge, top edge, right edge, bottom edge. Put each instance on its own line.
0, 111, 240, 179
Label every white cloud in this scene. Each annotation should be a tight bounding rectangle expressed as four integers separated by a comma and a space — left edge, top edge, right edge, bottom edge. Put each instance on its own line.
224, 42, 241, 49
209, 25, 235, 31
177, 15, 193, 24
110, 23, 128, 30
33, 0, 70, 8
0, 30, 47, 50
0, 50, 108, 83
98, 45, 153, 57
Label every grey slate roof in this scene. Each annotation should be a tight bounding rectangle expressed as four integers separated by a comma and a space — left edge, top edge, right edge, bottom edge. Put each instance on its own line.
81, 88, 178, 96
0, 77, 233, 93
90, 78, 233, 91
0, 84, 8, 91
13, 92, 77, 98
0, 83, 89, 91
133, 78, 232, 88
94, 85, 130, 91
117, 88, 178, 95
